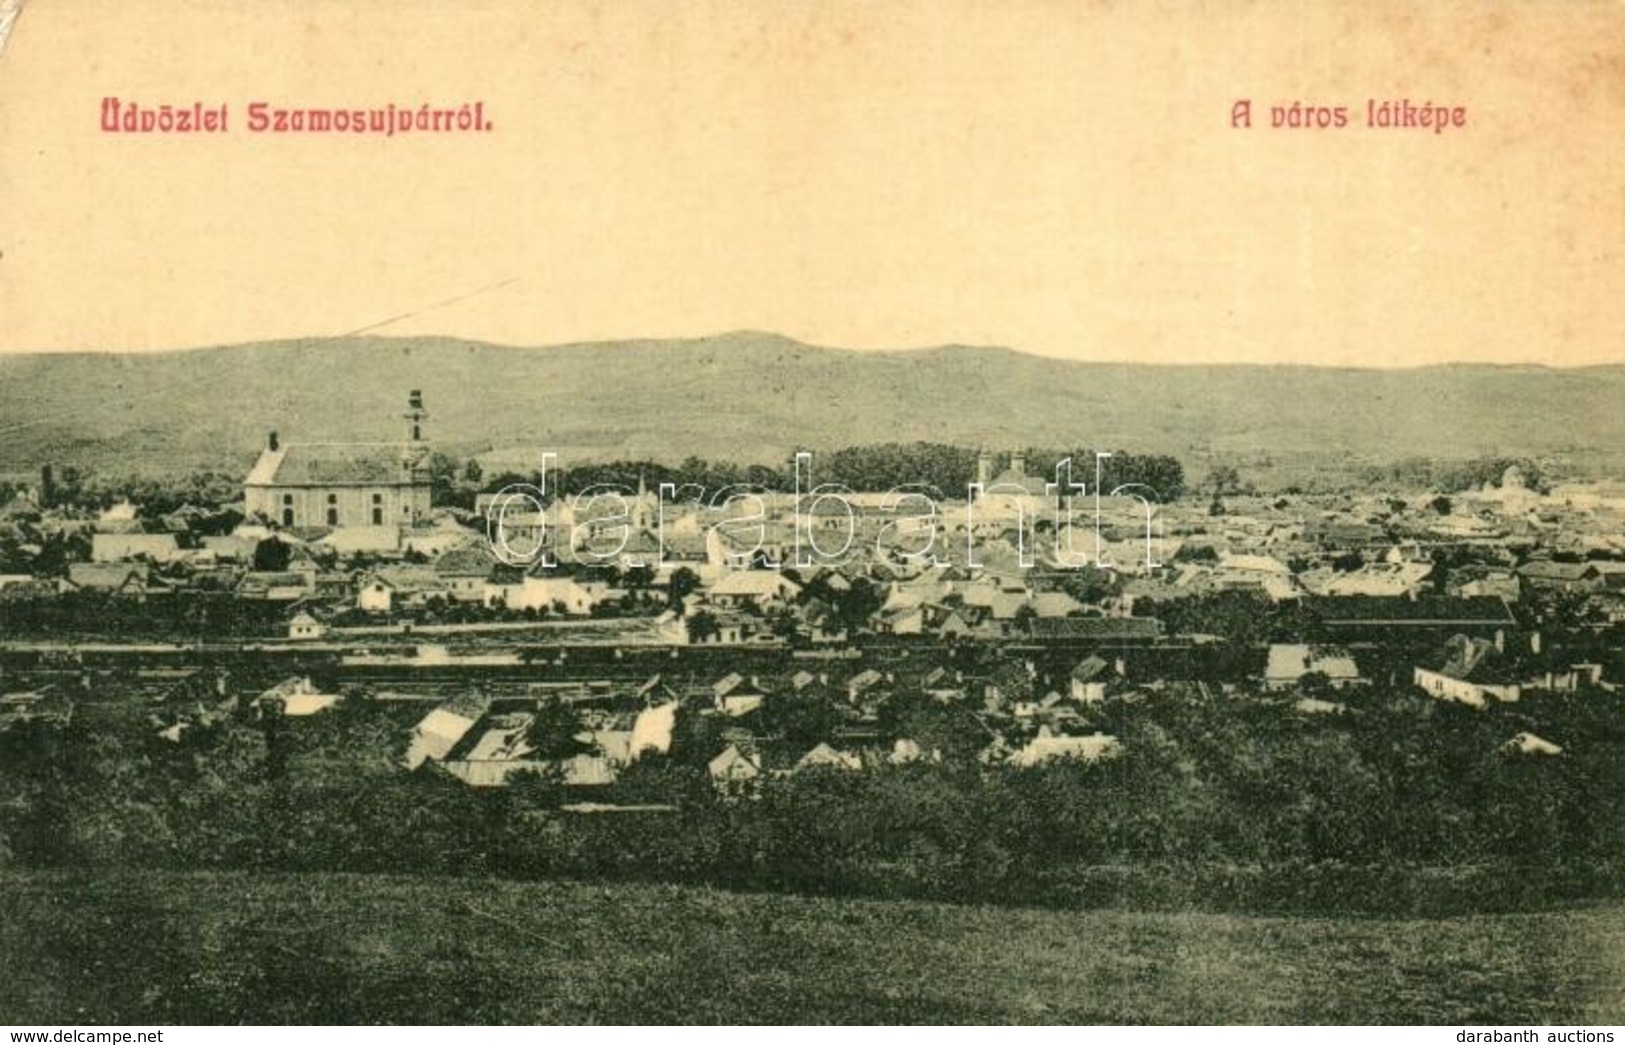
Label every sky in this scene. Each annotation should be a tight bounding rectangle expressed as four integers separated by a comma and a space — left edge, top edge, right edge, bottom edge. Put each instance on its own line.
0, 0, 1621, 366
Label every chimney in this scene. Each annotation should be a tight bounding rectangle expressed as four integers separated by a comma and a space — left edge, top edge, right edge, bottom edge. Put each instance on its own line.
976, 448, 993, 487
1011, 449, 1027, 476
268, 430, 279, 452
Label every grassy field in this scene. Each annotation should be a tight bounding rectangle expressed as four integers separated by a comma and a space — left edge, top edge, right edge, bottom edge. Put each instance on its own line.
2, 870, 1623, 1024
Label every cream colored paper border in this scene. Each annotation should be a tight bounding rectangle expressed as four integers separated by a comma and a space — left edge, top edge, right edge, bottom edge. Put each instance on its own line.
1, 0, 1620, 367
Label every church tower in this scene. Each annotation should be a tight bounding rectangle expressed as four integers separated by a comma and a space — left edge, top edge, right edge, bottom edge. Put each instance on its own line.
405, 389, 429, 444
976, 447, 993, 486
401, 390, 431, 472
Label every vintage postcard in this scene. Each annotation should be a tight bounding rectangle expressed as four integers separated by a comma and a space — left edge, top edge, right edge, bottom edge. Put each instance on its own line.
1, 0, 1623, 1030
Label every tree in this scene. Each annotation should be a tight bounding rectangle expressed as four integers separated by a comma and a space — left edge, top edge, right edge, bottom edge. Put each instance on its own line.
252, 536, 292, 572
834, 576, 883, 631
762, 686, 840, 747
427, 452, 461, 507
667, 566, 700, 608
685, 610, 720, 644
524, 700, 591, 759
1207, 464, 1243, 497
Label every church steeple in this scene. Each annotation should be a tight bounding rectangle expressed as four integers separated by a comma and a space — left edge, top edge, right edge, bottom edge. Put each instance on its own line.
404, 389, 428, 443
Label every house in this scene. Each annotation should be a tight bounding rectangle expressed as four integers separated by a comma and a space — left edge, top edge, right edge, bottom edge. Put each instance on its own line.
558, 753, 618, 787
1517, 560, 1602, 593
981, 661, 1035, 712
927, 602, 983, 639
711, 673, 768, 717
1307, 595, 1517, 635
846, 668, 888, 706
1026, 616, 1164, 642
200, 535, 257, 562
314, 525, 403, 557
875, 603, 927, 636
356, 564, 447, 613
707, 569, 802, 609
958, 581, 1030, 624
796, 597, 848, 643
1217, 552, 1293, 577
636, 674, 684, 707
1304, 562, 1432, 598
609, 527, 666, 571
795, 742, 862, 772
400, 521, 477, 560
1502, 732, 1563, 757
688, 609, 763, 645
1069, 655, 1111, 703
1029, 590, 1088, 619
1306, 516, 1386, 546
629, 701, 678, 760
287, 612, 326, 641
95, 500, 140, 532
1264, 644, 1365, 690
433, 542, 499, 602
493, 573, 619, 615
65, 562, 149, 595
238, 571, 313, 602
314, 570, 354, 602
243, 391, 433, 530
1414, 634, 1521, 708
90, 532, 182, 564
1455, 571, 1521, 601
482, 504, 555, 564
441, 713, 540, 787
254, 676, 341, 717
708, 744, 762, 791
159, 504, 207, 534
1007, 728, 1120, 767
579, 728, 635, 765
404, 694, 490, 768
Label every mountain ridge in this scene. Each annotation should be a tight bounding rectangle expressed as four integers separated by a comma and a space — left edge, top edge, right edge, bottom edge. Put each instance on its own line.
0, 332, 1620, 478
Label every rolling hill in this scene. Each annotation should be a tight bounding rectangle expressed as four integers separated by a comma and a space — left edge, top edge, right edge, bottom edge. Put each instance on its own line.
0, 331, 1621, 480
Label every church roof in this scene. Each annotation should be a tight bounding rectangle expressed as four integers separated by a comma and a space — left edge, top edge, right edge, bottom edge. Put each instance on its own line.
246, 442, 424, 487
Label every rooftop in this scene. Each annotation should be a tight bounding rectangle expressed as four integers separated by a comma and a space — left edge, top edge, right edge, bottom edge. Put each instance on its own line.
246, 442, 426, 487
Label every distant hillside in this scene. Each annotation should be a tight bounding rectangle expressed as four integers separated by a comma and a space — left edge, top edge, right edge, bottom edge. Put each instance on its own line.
0, 332, 1621, 479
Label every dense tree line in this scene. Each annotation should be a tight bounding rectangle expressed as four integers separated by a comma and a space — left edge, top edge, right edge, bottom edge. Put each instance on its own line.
1018, 450, 1187, 501
1362, 455, 1551, 495
477, 445, 1186, 500
0, 590, 291, 638
3, 680, 1623, 916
